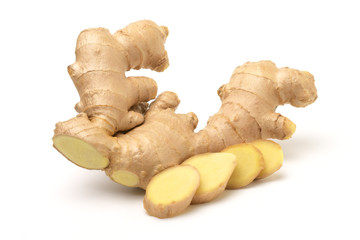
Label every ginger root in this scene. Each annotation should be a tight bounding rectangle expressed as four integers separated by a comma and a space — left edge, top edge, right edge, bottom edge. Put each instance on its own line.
53, 20, 318, 191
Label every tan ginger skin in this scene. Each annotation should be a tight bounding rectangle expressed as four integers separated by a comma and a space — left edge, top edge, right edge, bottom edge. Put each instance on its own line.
53, 20, 318, 189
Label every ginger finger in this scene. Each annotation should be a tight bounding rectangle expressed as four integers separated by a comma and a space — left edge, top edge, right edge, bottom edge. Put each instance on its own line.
68, 20, 168, 135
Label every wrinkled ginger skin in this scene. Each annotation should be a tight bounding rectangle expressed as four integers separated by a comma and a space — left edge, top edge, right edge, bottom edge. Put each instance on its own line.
196, 60, 318, 153
67, 20, 169, 135
106, 61, 317, 188
106, 91, 199, 188
53, 21, 318, 189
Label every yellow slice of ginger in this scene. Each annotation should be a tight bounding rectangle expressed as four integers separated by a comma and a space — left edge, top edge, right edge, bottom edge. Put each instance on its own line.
251, 139, 284, 179
182, 152, 237, 204
222, 143, 264, 188
143, 165, 200, 218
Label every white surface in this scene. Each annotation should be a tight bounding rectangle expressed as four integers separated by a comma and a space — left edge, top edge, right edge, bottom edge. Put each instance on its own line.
1, 0, 359, 239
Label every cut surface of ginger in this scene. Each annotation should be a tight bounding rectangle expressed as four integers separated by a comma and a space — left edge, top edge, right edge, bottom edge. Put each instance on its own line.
181, 152, 237, 204
251, 139, 284, 179
143, 165, 200, 218
111, 170, 139, 187
53, 135, 109, 169
222, 143, 264, 188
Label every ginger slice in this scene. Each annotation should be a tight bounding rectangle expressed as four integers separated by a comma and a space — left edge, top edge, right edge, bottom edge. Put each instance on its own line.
53, 135, 109, 169
143, 165, 200, 218
251, 139, 284, 179
182, 153, 237, 204
222, 143, 264, 189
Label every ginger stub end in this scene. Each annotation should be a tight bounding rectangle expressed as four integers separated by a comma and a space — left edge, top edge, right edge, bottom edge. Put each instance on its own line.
283, 118, 296, 139
111, 170, 139, 187
53, 135, 109, 170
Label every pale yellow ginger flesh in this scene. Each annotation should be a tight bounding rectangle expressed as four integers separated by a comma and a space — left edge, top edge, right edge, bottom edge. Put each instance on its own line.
111, 170, 139, 187
252, 140, 284, 179
181, 153, 237, 204
53, 135, 109, 169
143, 165, 200, 218
222, 144, 264, 189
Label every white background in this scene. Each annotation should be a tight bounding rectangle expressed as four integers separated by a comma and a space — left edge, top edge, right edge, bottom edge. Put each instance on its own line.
1, 0, 359, 239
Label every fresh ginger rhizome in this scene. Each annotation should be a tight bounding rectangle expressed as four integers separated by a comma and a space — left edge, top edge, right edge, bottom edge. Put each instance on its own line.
52, 20, 317, 218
